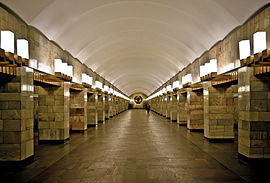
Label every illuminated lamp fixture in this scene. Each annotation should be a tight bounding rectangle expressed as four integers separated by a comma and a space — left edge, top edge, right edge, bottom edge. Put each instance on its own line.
172, 80, 180, 91
0, 30, 14, 53
200, 59, 218, 81
253, 32, 266, 54
17, 39, 29, 59
29, 59, 38, 69
162, 88, 166, 95
253, 32, 267, 63
239, 40, 251, 59
82, 73, 93, 87
103, 85, 109, 93
54, 59, 62, 73
166, 85, 173, 94
54, 59, 73, 81
67, 65, 73, 77
109, 88, 114, 94
182, 73, 192, 87
61, 62, 68, 75
95, 81, 103, 90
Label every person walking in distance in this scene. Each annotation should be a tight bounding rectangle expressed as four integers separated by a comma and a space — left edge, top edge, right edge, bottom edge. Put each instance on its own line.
146, 103, 150, 114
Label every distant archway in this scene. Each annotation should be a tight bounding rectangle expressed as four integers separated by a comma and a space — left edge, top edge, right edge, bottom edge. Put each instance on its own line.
129, 93, 147, 109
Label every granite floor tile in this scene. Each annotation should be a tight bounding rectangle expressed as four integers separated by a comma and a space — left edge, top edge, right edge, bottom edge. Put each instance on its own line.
1, 110, 268, 182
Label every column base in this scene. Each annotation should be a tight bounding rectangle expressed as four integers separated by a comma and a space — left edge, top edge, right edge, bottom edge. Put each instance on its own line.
188, 129, 204, 132
98, 120, 104, 123
70, 129, 86, 133
178, 122, 187, 126
205, 137, 234, 143
87, 124, 97, 127
238, 153, 270, 164
0, 155, 35, 170
38, 138, 69, 144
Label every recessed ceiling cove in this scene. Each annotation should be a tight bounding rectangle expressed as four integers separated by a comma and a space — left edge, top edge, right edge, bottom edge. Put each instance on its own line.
2, 0, 269, 96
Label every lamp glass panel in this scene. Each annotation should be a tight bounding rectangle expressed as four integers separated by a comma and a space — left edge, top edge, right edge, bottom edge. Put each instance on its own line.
67, 65, 73, 77
29, 59, 38, 69
210, 59, 217, 72
200, 65, 205, 77
253, 32, 266, 54
61, 62, 68, 75
0, 30, 14, 53
54, 59, 62, 73
88, 76, 93, 85
172, 81, 180, 89
239, 40, 251, 59
17, 39, 29, 59
95, 81, 103, 89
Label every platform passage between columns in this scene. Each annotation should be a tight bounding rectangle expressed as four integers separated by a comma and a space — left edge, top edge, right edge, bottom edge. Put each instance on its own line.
27, 110, 245, 183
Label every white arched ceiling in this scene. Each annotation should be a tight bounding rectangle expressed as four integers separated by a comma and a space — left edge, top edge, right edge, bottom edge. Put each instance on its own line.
2, 0, 270, 96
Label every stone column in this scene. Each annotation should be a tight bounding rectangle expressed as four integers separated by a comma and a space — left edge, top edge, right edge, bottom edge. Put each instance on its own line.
0, 67, 34, 162
203, 82, 234, 141
87, 92, 98, 127
170, 94, 178, 122
109, 95, 114, 118
187, 88, 204, 131
70, 88, 87, 132
233, 85, 239, 128
111, 96, 116, 116
104, 95, 110, 120
161, 96, 167, 117
116, 97, 120, 114
97, 94, 105, 123
158, 97, 162, 114
238, 66, 270, 159
166, 95, 171, 119
177, 92, 187, 126
38, 82, 70, 143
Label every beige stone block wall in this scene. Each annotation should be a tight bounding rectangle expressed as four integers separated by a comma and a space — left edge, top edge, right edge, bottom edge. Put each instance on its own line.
109, 96, 114, 118
70, 89, 87, 131
238, 66, 270, 159
87, 92, 97, 126
170, 95, 178, 121
166, 96, 171, 119
161, 97, 167, 117
187, 89, 204, 130
0, 67, 34, 161
104, 95, 110, 120
111, 97, 117, 116
203, 82, 234, 140
37, 82, 70, 141
97, 94, 105, 122
177, 93, 187, 125
233, 85, 239, 126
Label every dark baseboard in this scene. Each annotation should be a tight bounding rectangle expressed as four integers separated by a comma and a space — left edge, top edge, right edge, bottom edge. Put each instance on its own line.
0, 155, 35, 170
178, 123, 187, 126
189, 129, 204, 132
205, 137, 235, 143
238, 153, 270, 165
71, 130, 86, 133
38, 138, 69, 145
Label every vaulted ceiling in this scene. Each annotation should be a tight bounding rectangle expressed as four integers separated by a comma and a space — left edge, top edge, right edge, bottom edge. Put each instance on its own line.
2, 0, 269, 96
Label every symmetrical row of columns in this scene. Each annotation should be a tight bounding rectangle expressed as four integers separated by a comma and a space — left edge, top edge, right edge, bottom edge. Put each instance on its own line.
0, 66, 129, 162
149, 66, 270, 160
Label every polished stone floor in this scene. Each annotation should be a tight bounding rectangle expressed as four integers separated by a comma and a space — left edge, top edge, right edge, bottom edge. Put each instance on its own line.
1, 110, 268, 183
